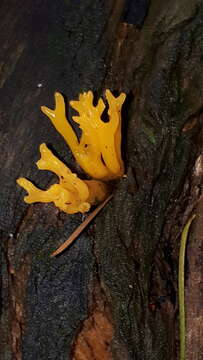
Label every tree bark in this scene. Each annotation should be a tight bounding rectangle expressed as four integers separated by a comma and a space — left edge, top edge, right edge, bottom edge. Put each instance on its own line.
0, 0, 203, 359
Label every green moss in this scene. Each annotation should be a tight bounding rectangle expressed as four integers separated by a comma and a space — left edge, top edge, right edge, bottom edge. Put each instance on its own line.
142, 124, 156, 144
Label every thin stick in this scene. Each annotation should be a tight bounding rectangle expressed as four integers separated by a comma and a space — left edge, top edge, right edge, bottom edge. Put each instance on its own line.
51, 194, 113, 257
178, 214, 195, 360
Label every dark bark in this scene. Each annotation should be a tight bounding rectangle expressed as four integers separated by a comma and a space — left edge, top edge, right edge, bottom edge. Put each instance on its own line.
0, 0, 203, 359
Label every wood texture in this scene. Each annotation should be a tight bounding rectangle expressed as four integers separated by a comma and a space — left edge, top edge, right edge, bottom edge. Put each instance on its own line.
0, 0, 203, 359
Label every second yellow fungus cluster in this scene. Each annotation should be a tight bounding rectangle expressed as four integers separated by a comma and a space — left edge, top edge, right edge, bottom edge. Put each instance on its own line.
17, 90, 126, 214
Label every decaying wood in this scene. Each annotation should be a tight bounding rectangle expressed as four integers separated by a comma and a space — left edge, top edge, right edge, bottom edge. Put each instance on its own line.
1, 0, 203, 359
51, 195, 113, 257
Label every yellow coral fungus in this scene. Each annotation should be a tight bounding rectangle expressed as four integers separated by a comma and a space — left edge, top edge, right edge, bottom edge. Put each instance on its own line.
17, 89, 125, 215
41, 90, 126, 180
17, 144, 109, 214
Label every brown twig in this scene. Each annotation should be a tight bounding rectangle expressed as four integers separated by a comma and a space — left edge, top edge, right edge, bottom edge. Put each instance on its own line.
51, 194, 113, 257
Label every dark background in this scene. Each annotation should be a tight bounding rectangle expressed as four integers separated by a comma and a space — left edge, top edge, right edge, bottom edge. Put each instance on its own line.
1, 1, 203, 359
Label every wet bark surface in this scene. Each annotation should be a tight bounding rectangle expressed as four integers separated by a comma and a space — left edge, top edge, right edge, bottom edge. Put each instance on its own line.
0, 0, 203, 359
